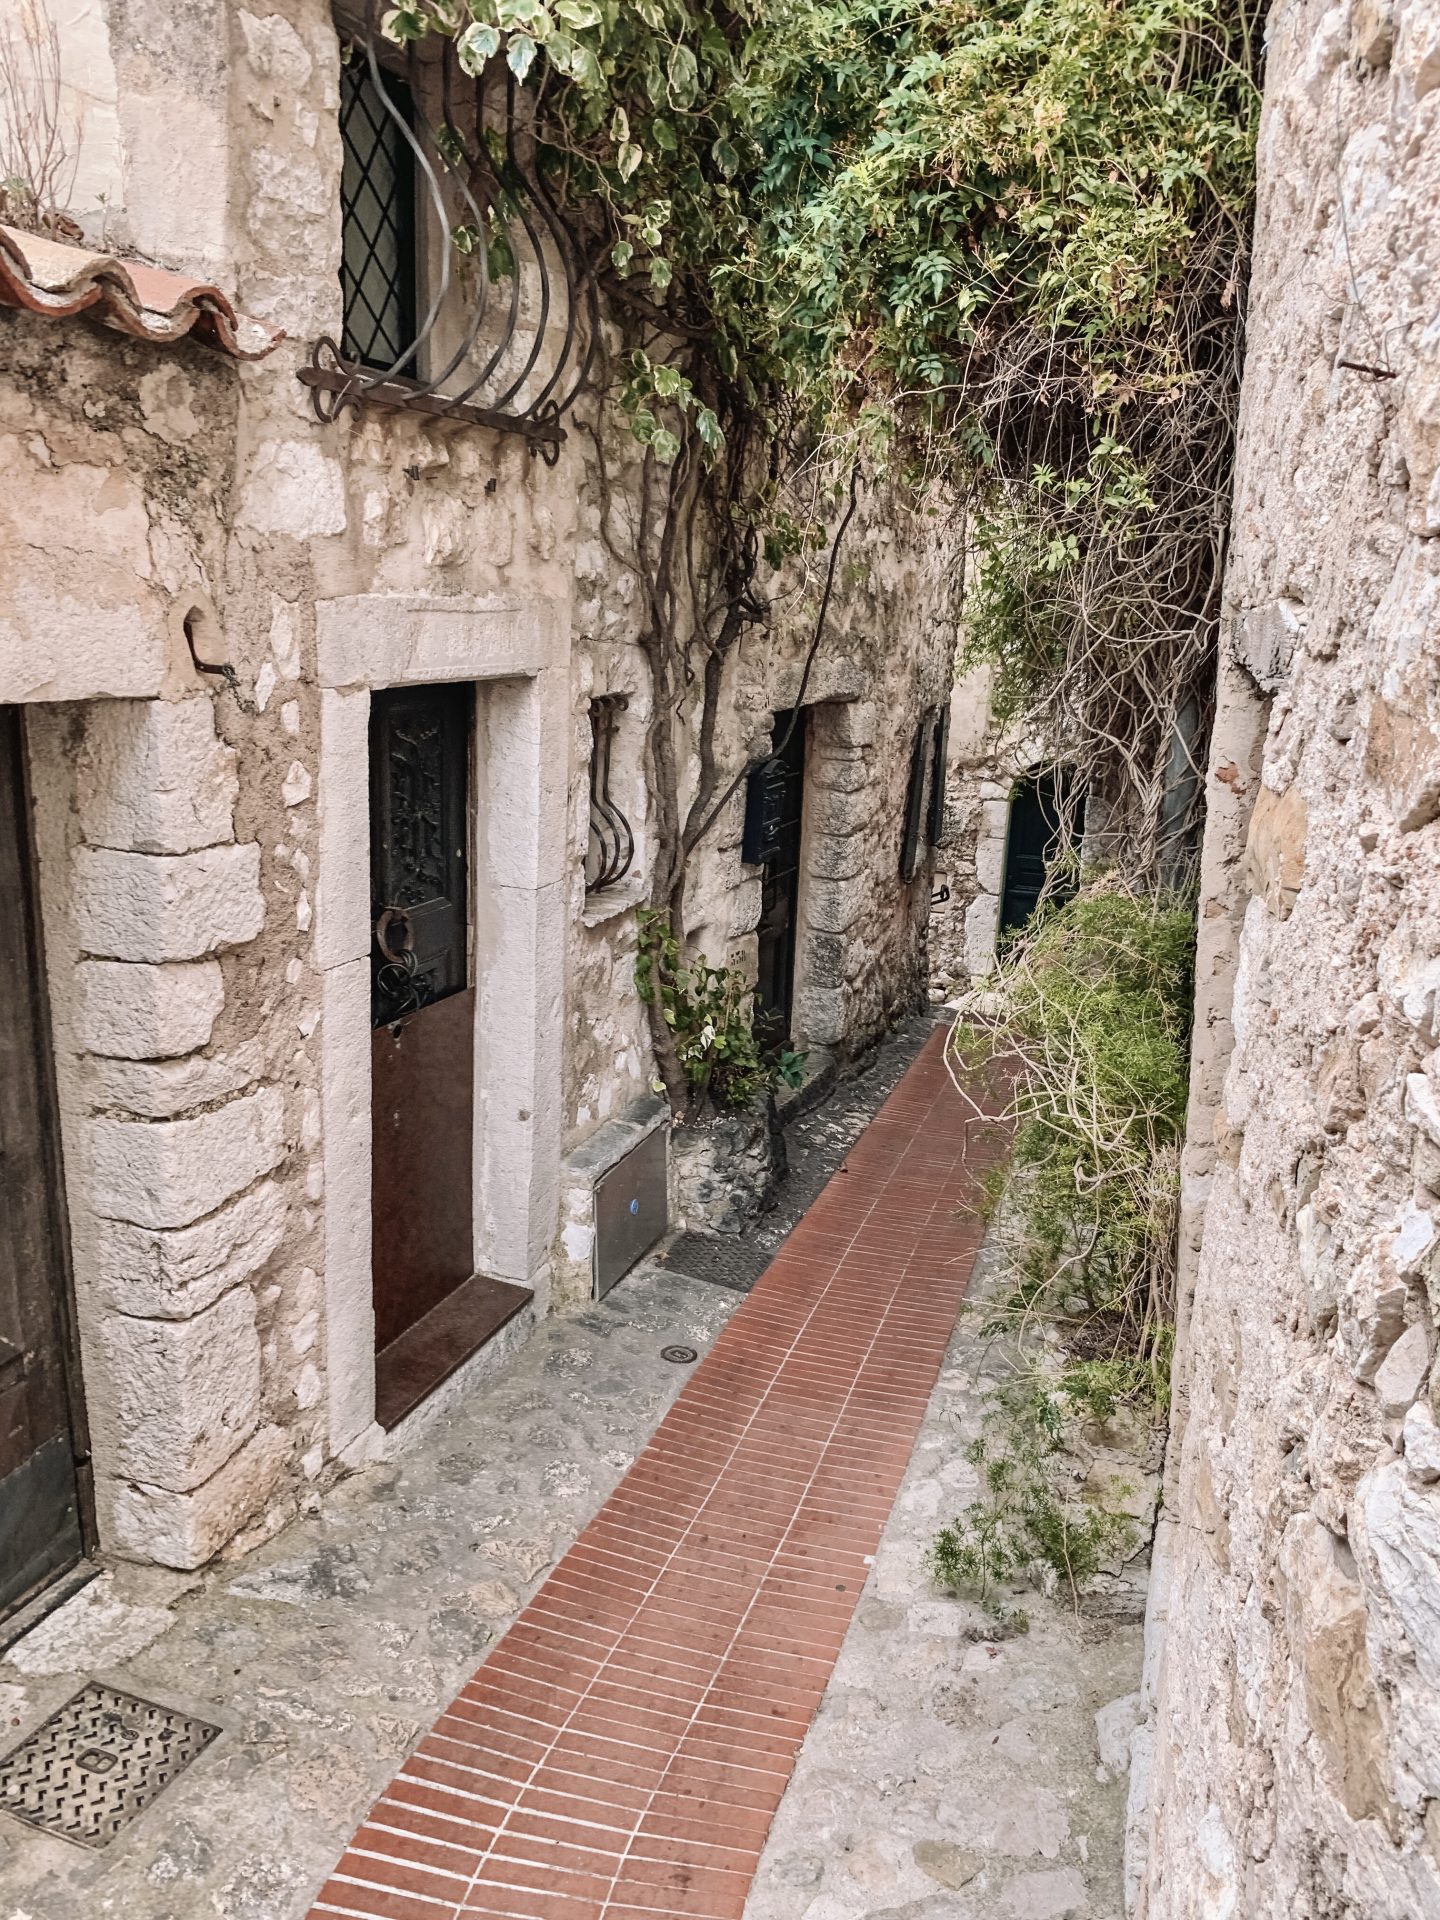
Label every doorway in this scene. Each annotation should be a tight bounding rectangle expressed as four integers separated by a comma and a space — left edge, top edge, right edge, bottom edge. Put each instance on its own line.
368, 682, 527, 1429
750, 707, 808, 1050
0, 707, 88, 1623
999, 768, 1084, 937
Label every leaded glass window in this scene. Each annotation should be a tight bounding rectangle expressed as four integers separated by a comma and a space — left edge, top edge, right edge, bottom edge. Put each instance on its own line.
339, 53, 417, 372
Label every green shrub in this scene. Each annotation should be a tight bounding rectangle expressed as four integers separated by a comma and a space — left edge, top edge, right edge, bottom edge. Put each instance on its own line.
933, 878, 1190, 1614
635, 908, 800, 1110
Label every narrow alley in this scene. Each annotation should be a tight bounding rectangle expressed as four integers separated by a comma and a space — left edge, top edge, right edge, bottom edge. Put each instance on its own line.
0, 1027, 1143, 1920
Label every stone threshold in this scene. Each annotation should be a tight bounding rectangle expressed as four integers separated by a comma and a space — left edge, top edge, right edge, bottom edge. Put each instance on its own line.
374, 1273, 534, 1431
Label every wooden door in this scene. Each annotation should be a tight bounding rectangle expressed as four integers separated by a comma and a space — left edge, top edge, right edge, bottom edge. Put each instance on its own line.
751, 708, 807, 1050
369, 684, 475, 1356
0, 707, 87, 1622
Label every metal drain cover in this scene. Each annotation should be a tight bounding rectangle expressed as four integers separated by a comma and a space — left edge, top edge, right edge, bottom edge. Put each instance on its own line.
0, 1681, 220, 1848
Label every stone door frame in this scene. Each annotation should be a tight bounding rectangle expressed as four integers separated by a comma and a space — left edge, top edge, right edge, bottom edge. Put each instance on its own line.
314, 594, 568, 1460
755, 669, 877, 1055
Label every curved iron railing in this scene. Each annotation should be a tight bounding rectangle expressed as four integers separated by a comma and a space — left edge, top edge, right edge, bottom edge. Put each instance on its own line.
587, 695, 635, 893
301, 2, 598, 459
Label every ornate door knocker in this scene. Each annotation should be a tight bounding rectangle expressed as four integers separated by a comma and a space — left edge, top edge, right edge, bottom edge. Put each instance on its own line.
374, 905, 428, 1023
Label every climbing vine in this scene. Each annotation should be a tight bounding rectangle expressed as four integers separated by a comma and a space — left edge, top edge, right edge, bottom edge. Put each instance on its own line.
377, 0, 1261, 1105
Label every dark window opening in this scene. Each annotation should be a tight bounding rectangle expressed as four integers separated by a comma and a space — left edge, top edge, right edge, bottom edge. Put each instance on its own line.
339, 51, 418, 373
926, 702, 950, 848
900, 707, 942, 883
748, 708, 808, 1050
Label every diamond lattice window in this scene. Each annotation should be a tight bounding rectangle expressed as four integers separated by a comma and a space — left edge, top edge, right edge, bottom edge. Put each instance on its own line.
339, 54, 417, 372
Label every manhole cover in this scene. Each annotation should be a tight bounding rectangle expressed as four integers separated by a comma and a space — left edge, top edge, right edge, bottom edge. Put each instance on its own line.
0, 1681, 221, 1848
661, 1345, 699, 1365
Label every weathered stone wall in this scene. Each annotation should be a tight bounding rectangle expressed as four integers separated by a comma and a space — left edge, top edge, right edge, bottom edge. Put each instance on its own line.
1, 0, 954, 1568
1143, 3, 1440, 1912
929, 664, 1026, 999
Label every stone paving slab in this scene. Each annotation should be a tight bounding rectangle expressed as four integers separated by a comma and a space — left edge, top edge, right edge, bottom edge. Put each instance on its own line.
743, 1231, 1148, 1920
306, 1026, 1007, 1920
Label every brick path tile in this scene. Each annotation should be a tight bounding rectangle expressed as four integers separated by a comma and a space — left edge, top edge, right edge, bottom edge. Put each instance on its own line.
308, 1026, 1001, 1920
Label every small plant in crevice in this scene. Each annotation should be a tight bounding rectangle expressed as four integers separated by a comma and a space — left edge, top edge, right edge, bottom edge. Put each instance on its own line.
635, 907, 795, 1118
932, 875, 1192, 1616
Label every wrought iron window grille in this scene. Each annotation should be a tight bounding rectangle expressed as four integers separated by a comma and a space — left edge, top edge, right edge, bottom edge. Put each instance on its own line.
303, 1, 598, 460
586, 695, 635, 895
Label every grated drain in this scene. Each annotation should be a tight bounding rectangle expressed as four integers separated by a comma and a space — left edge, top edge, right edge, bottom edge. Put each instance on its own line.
0, 1681, 220, 1848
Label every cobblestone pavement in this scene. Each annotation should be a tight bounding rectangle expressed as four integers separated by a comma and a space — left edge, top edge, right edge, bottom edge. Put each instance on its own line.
0, 1270, 736, 1920
744, 1230, 1149, 1920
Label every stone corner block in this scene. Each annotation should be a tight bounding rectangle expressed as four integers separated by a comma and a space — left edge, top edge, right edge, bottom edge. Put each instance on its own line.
74, 843, 265, 962
99, 1284, 261, 1493
95, 1178, 288, 1319
75, 958, 224, 1060
77, 696, 238, 854
91, 1086, 288, 1230
105, 1423, 289, 1570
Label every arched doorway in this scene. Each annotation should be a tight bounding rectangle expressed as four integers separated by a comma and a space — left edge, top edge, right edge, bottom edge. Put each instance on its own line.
999, 769, 1084, 936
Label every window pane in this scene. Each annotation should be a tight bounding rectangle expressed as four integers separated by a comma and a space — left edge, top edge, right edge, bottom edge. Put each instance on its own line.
339, 56, 417, 372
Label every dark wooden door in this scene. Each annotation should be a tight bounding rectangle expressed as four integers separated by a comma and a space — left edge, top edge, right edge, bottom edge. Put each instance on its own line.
999, 769, 1084, 936
752, 708, 807, 1050
0, 707, 86, 1622
370, 684, 475, 1355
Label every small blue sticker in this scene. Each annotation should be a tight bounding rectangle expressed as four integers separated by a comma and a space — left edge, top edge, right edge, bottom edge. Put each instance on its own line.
629, 1198, 640, 1214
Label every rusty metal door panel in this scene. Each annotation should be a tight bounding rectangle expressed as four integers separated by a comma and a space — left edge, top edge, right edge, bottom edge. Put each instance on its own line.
369, 683, 476, 1356
593, 1127, 668, 1300
0, 707, 85, 1622
371, 988, 476, 1350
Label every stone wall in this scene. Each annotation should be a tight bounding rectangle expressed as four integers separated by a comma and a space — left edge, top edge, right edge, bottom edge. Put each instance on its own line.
0, 0, 955, 1569
1142, 3, 1440, 1912
929, 664, 1026, 999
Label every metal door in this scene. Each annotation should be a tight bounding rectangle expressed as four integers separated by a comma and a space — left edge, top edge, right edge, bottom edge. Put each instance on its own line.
750, 708, 807, 1050
0, 707, 87, 1623
369, 683, 475, 1355
999, 769, 1084, 936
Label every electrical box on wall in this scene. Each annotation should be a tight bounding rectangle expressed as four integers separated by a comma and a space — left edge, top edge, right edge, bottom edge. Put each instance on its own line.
593, 1126, 669, 1299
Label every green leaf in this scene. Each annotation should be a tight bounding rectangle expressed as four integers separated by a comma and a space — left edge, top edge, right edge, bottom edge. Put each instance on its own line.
711, 136, 739, 180
567, 42, 604, 91
553, 0, 601, 23
696, 406, 723, 450
379, 8, 425, 43
665, 43, 698, 108
456, 20, 500, 70
630, 408, 658, 444
435, 122, 467, 167
648, 255, 673, 292
611, 238, 635, 274
652, 427, 682, 462
650, 117, 677, 154
610, 105, 630, 145
651, 363, 683, 398
506, 31, 538, 79
617, 140, 644, 182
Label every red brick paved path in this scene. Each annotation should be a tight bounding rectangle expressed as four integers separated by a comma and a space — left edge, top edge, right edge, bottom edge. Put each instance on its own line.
309, 1026, 1001, 1920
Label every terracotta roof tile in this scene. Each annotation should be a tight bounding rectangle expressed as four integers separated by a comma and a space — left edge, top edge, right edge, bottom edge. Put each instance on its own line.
0, 224, 283, 360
